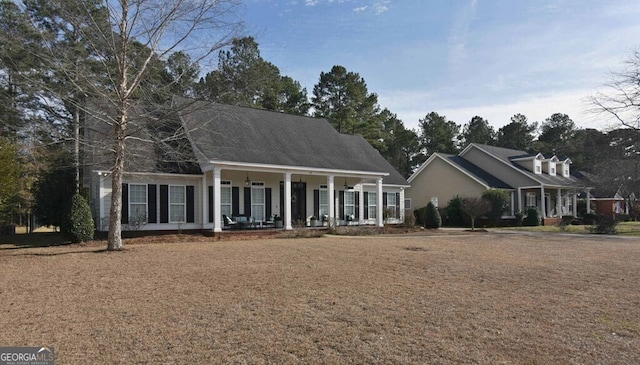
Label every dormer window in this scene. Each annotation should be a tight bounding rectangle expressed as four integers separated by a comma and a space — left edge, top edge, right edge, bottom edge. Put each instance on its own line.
564, 167, 569, 176
550, 167, 556, 175
535, 165, 541, 173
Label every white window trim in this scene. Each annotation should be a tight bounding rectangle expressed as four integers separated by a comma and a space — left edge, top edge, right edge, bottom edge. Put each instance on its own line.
251, 181, 265, 221
526, 192, 537, 207
169, 185, 186, 223
344, 189, 355, 220
221, 180, 232, 218
319, 184, 328, 218
387, 192, 397, 219
129, 184, 148, 223
368, 191, 377, 220
404, 198, 412, 210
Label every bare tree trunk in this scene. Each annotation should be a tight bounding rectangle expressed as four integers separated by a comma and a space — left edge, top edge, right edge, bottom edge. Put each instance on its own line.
107, 111, 127, 251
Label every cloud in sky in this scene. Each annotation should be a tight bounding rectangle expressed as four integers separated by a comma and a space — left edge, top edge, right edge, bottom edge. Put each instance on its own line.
246, 0, 640, 132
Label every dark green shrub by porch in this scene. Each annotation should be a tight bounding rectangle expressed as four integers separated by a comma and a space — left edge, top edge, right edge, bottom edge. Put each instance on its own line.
424, 202, 442, 229
64, 193, 95, 243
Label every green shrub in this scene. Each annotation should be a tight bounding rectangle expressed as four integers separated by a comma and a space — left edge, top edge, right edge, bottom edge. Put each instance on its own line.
514, 211, 525, 226
424, 202, 442, 229
444, 196, 466, 226
522, 208, 540, 226
589, 214, 618, 234
413, 207, 427, 226
481, 189, 510, 227
64, 193, 95, 243
582, 213, 599, 225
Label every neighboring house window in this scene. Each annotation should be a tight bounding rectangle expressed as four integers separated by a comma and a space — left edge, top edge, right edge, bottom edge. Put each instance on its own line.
251, 182, 265, 221
344, 190, 355, 220
129, 184, 147, 223
404, 198, 412, 210
387, 193, 397, 219
221, 181, 232, 219
319, 184, 328, 217
368, 192, 377, 219
526, 192, 537, 207
169, 185, 186, 223
430, 197, 438, 208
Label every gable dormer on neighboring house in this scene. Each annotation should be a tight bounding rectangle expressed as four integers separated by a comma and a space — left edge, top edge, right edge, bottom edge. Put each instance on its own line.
511, 153, 544, 174
542, 156, 559, 176
559, 158, 572, 177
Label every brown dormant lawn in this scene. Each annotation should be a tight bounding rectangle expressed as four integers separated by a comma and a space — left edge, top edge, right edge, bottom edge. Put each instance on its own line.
1, 232, 639, 364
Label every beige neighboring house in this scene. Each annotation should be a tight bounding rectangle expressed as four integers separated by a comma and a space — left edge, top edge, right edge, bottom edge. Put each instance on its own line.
405, 143, 589, 223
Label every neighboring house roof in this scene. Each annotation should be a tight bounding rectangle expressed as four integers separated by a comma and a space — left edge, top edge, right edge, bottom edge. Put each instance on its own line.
462, 143, 582, 187
440, 154, 513, 189
176, 98, 408, 186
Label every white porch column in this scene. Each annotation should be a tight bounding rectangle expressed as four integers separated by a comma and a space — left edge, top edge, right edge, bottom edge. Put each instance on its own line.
358, 186, 364, 225
400, 188, 406, 222
284, 172, 292, 230
328, 175, 335, 227
540, 185, 546, 219
556, 188, 562, 217
573, 192, 578, 217
510, 191, 515, 216
213, 167, 222, 233
376, 178, 384, 227
201, 175, 207, 227
586, 190, 592, 213
517, 187, 522, 214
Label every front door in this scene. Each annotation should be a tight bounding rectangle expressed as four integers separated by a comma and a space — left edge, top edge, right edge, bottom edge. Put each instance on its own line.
280, 182, 307, 223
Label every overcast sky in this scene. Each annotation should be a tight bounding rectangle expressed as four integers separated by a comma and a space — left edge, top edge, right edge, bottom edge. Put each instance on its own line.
241, 0, 640, 131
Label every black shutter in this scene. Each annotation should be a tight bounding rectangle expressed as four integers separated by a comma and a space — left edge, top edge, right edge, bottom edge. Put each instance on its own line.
208, 186, 213, 223
313, 190, 320, 218
279, 182, 284, 217
339, 190, 345, 220
383, 192, 388, 208
396, 192, 401, 219
121, 183, 129, 224
355, 192, 359, 219
364, 192, 369, 220
186, 185, 195, 223
148, 184, 157, 223
244, 187, 251, 216
232, 187, 240, 216
160, 185, 169, 223
265, 188, 272, 218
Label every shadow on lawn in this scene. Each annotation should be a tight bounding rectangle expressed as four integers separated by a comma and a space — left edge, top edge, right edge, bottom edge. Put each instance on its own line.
0, 232, 74, 250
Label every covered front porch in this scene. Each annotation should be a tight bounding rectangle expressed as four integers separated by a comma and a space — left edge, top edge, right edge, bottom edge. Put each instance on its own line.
516, 185, 585, 220
202, 163, 406, 233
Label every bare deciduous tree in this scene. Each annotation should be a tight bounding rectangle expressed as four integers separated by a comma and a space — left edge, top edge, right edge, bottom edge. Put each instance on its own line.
460, 197, 489, 231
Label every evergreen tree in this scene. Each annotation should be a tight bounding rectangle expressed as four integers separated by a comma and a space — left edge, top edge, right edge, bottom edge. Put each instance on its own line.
495, 114, 537, 151
312, 65, 383, 149
460, 115, 495, 147
379, 109, 423, 178
418, 111, 460, 157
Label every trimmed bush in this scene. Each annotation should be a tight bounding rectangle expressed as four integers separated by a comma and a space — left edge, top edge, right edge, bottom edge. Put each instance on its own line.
589, 214, 618, 234
522, 208, 540, 226
64, 193, 95, 243
582, 213, 599, 225
413, 206, 427, 226
424, 202, 442, 229
481, 189, 510, 227
444, 196, 466, 226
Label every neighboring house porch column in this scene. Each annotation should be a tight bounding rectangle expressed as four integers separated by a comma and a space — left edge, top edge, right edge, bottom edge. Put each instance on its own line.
376, 178, 384, 227
201, 175, 207, 227
328, 175, 335, 227
517, 187, 522, 214
572, 192, 578, 217
586, 190, 592, 213
556, 189, 562, 217
284, 172, 293, 230
213, 167, 222, 233
540, 185, 546, 219
358, 186, 364, 225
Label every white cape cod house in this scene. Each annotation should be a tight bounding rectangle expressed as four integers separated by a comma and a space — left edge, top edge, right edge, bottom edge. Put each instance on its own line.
84, 97, 409, 232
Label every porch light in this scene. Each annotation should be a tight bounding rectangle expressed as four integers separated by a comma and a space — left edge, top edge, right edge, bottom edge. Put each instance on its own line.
245, 173, 250, 186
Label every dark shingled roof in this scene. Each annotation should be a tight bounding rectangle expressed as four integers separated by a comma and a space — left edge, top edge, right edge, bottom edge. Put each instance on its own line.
469, 144, 582, 187
440, 154, 512, 189
176, 98, 408, 186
